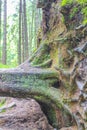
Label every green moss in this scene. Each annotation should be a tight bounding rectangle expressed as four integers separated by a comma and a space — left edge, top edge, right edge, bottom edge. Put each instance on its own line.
61, 15, 65, 23
0, 109, 6, 113
47, 108, 57, 127
0, 98, 6, 107
38, 101, 58, 128
31, 44, 51, 65
77, 0, 87, 4
78, 0, 87, 24
61, 0, 87, 24
82, 6, 87, 24
31, 54, 50, 65
32, 59, 52, 68
61, 0, 73, 6
62, 0, 87, 6
0, 64, 11, 68
70, 7, 79, 19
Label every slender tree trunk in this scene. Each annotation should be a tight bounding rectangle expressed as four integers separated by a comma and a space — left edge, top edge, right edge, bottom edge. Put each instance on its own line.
35, 8, 41, 49
23, 0, 29, 61
0, 0, 2, 62
28, 21, 31, 56
34, 4, 37, 49
2, 0, 7, 64
22, 0, 25, 62
18, 0, 22, 64
30, 6, 34, 54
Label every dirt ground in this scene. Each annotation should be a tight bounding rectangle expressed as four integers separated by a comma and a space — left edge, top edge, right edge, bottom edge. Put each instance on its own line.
0, 98, 77, 130
0, 98, 53, 130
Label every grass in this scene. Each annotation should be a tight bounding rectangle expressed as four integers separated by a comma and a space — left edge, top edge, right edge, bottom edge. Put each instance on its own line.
0, 63, 17, 68
0, 98, 6, 107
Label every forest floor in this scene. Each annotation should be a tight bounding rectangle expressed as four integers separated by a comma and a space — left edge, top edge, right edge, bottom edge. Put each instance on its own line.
0, 98, 53, 130
0, 98, 77, 130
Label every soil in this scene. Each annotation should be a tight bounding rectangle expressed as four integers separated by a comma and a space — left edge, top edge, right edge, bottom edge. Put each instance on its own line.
0, 98, 53, 130
0, 98, 77, 130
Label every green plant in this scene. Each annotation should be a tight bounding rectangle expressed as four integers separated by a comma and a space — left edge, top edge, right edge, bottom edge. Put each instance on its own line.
77, 0, 87, 4
82, 6, 87, 24
0, 63, 15, 68
61, 0, 73, 6
70, 7, 79, 19
61, 0, 87, 24
0, 98, 6, 107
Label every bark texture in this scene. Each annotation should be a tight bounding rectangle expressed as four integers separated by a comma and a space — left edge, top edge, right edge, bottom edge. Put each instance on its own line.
2, 0, 7, 64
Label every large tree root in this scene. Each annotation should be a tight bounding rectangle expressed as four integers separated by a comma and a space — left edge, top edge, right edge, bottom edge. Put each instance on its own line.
0, 66, 76, 129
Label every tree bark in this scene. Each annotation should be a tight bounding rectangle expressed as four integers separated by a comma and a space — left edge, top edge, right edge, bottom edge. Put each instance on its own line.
23, 0, 29, 61
2, 0, 7, 64
18, 0, 22, 64
22, 0, 25, 62
0, 0, 2, 62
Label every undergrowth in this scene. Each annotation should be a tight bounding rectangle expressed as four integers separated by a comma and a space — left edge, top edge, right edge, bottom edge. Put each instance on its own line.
61, 0, 87, 24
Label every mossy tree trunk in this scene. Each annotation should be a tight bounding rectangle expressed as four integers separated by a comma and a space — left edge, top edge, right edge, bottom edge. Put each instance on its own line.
0, 0, 87, 129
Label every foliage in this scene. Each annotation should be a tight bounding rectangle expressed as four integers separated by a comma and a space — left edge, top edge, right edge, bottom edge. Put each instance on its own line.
0, 98, 6, 107
70, 7, 79, 19
61, 0, 73, 6
0, 0, 42, 67
77, 0, 87, 24
82, 6, 87, 24
62, 0, 87, 5
77, 0, 87, 4
61, 0, 87, 24
0, 63, 14, 68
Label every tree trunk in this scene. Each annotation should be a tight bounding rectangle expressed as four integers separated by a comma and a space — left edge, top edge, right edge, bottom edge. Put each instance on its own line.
2, 0, 7, 64
23, 0, 29, 61
22, 0, 25, 62
18, 0, 22, 65
0, 0, 2, 62
30, 5, 34, 54
0, 0, 87, 129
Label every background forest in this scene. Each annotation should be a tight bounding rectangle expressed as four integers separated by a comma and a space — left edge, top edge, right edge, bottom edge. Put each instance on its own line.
0, 0, 42, 68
